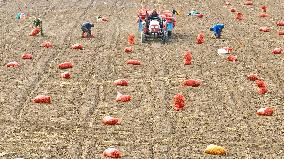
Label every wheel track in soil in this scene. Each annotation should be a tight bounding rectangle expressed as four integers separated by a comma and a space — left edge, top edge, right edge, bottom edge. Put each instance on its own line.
77, 1, 174, 157
143, 3, 201, 157
134, 2, 185, 157
78, 0, 121, 123
135, 33, 175, 158
1, 0, 63, 119
127, 4, 157, 156
78, 0, 161, 157
0, 0, 57, 50
150, 44, 175, 159
200, 1, 252, 153
204, 1, 240, 108
1, 0, 283, 158
136, 43, 156, 159
200, 3, 283, 157
137, 1, 250, 157
75, 0, 280, 158
206, 0, 284, 110
13, 0, 97, 157
152, 64, 172, 159
17, 0, 95, 119
75, 0, 126, 158
164, 47, 180, 158
199, 1, 284, 157
178, 2, 251, 156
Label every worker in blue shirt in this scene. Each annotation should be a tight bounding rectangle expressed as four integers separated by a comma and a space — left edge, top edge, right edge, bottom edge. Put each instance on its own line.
210, 23, 224, 38
81, 21, 94, 38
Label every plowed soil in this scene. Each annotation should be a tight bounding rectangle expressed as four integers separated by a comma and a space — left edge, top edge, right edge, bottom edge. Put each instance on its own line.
1, 0, 284, 158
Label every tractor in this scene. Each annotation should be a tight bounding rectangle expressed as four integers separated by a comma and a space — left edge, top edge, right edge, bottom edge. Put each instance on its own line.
138, 9, 176, 44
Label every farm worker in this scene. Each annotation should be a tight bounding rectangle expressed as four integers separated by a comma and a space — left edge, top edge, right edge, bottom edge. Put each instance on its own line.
16, 12, 21, 20
16, 1, 30, 21
150, 9, 159, 18
149, 9, 160, 21
97, 15, 108, 22
81, 21, 94, 38
210, 23, 224, 38
172, 9, 180, 15
187, 10, 200, 16
20, 12, 26, 19
33, 18, 43, 36
97, 15, 102, 20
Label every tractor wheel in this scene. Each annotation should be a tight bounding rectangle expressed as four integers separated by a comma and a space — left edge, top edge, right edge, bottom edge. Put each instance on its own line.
168, 31, 172, 37
141, 32, 146, 43
162, 31, 168, 44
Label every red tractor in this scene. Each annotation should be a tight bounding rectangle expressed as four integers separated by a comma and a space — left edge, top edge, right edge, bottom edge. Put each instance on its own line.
137, 9, 176, 44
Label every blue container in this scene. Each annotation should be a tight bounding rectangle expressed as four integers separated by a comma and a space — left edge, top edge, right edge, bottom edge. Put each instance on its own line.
167, 22, 173, 31
138, 18, 143, 32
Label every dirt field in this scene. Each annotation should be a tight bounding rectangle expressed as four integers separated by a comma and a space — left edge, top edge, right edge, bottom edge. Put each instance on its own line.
0, 0, 284, 158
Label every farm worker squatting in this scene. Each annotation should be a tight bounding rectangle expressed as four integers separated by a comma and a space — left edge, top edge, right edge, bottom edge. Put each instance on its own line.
16, 1, 30, 22
16, 12, 27, 21
210, 23, 224, 38
81, 21, 94, 38
33, 18, 43, 36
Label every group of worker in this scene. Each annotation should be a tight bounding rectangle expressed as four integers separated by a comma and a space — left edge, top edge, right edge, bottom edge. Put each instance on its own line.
79, 8, 224, 38
23, 9, 224, 39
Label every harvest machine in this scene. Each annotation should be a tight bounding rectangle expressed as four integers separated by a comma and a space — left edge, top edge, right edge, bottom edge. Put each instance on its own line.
137, 9, 176, 44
